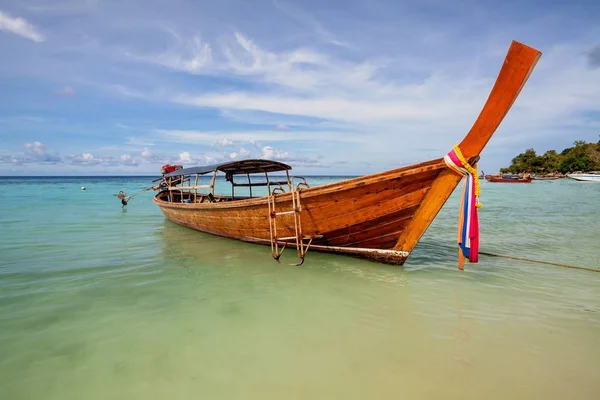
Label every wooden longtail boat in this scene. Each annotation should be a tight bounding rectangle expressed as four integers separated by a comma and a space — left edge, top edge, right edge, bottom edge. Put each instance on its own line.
532, 175, 560, 181
485, 175, 533, 183
152, 41, 541, 266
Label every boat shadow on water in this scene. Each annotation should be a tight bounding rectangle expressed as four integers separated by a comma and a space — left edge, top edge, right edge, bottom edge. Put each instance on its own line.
158, 220, 264, 264
405, 241, 461, 268
158, 219, 416, 287
158, 220, 455, 275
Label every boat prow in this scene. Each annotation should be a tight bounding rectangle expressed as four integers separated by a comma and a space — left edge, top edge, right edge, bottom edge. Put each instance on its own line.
151, 41, 542, 266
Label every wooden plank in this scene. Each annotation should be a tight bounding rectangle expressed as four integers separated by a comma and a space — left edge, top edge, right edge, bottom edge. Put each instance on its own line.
323, 205, 419, 244
393, 169, 462, 252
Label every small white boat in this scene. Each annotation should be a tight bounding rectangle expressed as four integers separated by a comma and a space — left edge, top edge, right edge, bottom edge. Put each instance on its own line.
567, 173, 600, 182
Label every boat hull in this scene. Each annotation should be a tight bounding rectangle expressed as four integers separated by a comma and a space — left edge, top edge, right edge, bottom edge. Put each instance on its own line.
155, 159, 448, 265
485, 176, 532, 183
567, 174, 600, 182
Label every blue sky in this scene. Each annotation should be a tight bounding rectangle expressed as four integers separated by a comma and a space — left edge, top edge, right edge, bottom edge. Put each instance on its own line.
1, 0, 599, 176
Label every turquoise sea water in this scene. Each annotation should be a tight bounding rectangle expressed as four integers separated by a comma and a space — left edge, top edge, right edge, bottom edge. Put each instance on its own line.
1, 176, 599, 399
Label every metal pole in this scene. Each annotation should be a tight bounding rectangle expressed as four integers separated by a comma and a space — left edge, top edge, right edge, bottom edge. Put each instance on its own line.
210, 171, 217, 196
194, 174, 199, 203
247, 173, 252, 198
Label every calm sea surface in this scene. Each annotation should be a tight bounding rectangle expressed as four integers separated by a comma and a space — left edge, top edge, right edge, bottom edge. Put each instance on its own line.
0, 175, 599, 399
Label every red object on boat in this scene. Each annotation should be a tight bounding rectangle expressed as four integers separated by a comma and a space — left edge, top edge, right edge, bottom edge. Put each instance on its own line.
161, 164, 183, 175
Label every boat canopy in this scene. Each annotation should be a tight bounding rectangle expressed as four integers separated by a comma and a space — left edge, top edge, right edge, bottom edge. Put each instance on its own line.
162, 159, 292, 178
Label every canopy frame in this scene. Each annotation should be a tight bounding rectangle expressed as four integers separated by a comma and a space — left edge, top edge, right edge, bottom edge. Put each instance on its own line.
159, 159, 295, 203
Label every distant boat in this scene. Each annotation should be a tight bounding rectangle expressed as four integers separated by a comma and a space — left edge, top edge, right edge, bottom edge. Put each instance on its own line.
485, 175, 533, 183
149, 41, 541, 266
567, 173, 600, 182
532, 175, 560, 181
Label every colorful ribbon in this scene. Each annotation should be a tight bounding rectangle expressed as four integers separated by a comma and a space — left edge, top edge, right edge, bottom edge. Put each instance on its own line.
444, 146, 481, 270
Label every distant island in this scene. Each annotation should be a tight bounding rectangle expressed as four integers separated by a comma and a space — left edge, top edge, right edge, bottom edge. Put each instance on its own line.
500, 140, 600, 174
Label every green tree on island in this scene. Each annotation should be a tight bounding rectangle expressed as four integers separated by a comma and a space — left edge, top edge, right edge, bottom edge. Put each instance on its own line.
500, 139, 600, 174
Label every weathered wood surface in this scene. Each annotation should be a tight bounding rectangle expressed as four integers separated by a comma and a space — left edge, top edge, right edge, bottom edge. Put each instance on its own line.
156, 159, 445, 264
155, 41, 542, 265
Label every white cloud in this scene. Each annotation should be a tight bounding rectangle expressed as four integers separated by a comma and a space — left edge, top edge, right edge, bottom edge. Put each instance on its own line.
177, 151, 192, 163
118, 154, 138, 165
4, 141, 62, 163
249, 138, 262, 149
155, 129, 367, 145
0, 142, 59, 164
173, 91, 441, 124
220, 31, 367, 91
108, 25, 598, 158
275, 123, 289, 131
140, 33, 598, 170
69, 152, 100, 164
67, 152, 138, 166
24, 141, 46, 155
55, 86, 74, 95
127, 29, 372, 93
229, 152, 238, 159
219, 109, 324, 128
256, 145, 322, 166
201, 154, 217, 164
0, 10, 45, 42
215, 137, 233, 147
260, 145, 289, 160
141, 147, 153, 158
272, 0, 354, 49
131, 35, 213, 73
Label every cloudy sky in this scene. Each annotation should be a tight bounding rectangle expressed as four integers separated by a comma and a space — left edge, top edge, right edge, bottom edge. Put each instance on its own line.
1, 0, 599, 176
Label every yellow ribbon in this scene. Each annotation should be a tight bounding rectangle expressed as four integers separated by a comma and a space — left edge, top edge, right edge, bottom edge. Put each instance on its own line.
452, 145, 482, 208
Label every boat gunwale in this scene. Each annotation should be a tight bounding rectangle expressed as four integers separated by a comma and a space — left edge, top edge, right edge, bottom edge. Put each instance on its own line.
153, 157, 446, 210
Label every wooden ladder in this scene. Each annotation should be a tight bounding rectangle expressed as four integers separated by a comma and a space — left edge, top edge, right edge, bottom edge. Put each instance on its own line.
267, 179, 316, 266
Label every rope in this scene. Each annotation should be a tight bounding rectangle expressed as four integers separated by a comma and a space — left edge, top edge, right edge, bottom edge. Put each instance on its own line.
450, 145, 482, 207
478, 251, 600, 273
419, 243, 599, 273
117, 186, 155, 206
125, 186, 153, 201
